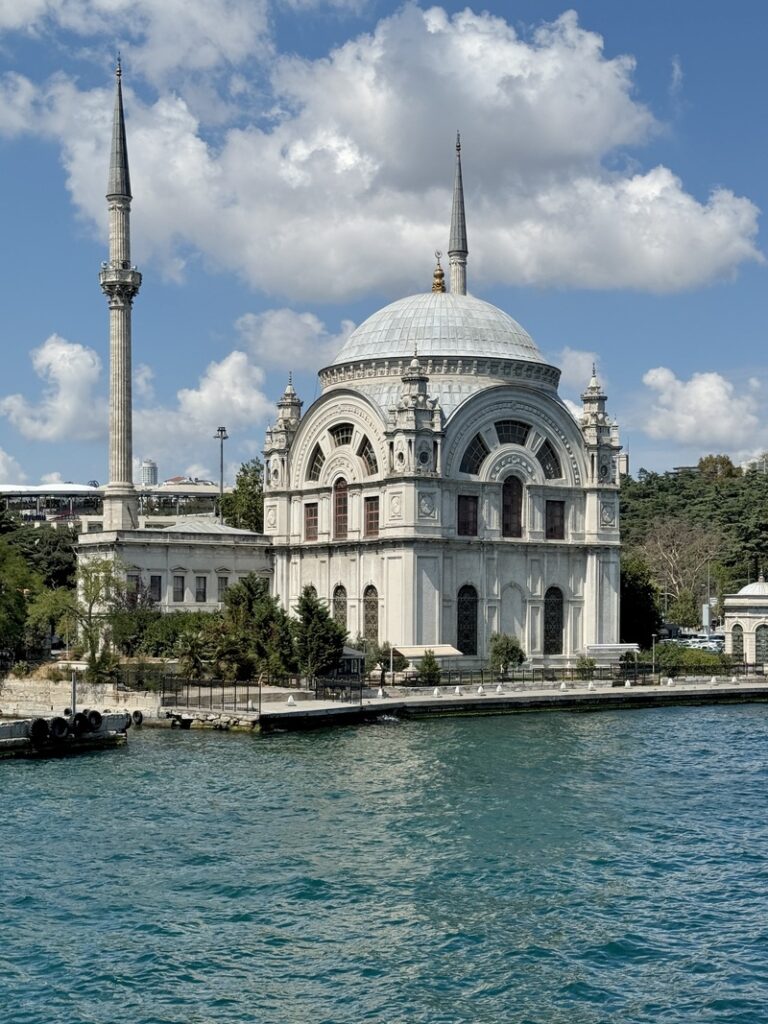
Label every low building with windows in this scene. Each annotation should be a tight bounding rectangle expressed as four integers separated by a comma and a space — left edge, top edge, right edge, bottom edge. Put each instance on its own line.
723, 576, 768, 663
262, 142, 622, 665
78, 519, 272, 612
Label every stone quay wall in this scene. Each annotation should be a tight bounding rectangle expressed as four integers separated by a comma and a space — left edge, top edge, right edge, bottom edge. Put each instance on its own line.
0, 676, 161, 720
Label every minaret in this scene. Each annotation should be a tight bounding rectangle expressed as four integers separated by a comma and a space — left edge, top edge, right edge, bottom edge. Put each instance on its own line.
99, 60, 142, 531
448, 132, 468, 295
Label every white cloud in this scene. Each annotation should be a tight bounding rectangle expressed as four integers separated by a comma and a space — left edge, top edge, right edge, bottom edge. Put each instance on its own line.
236, 308, 355, 371
0, 334, 106, 441
0, 446, 26, 483
134, 362, 155, 401
552, 347, 602, 392
641, 367, 760, 447
0, 6, 760, 299
135, 350, 272, 473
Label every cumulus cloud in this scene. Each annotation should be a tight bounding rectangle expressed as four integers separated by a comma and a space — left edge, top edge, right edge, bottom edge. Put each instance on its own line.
641, 367, 761, 447
0, 446, 26, 483
40, 470, 64, 484
0, 334, 106, 441
236, 308, 355, 371
0, 5, 761, 299
134, 362, 155, 401
552, 346, 602, 392
134, 350, 272, 471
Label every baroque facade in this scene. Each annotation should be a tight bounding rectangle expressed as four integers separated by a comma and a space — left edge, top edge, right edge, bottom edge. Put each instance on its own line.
263, 140, 622, 664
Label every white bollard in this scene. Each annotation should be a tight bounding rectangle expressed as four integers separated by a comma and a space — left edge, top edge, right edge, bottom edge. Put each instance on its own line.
477, 684, 485, 695
433, 687, 441, 697
667, 679, 675, 687
731, 676, 738, 684
625, 680, 632, 688
560, 682, 567, 692
377, 687, 385, 699
287, 695, 296, 706
588, 681, 596, 691
496, 683, 503, 694
454, 686, 462, 695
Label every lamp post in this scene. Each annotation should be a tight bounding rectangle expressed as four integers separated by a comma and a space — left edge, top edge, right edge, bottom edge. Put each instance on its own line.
213, 426, 228, 523
652, 633, 657, 683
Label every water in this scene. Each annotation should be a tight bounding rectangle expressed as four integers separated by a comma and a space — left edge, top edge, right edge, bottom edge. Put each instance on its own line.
2, 706, 768, 1024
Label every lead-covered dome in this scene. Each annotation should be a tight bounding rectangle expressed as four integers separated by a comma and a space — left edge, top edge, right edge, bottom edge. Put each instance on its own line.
738, 576, 768, 596
331, 292, 545, 366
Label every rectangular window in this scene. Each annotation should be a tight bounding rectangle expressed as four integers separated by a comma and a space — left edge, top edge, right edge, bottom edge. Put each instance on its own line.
364, 496, 379, 537
195, 576, 207, 603
173, 575, 185, 602
457, 495, 479, 537
127, 574, 140, 595
545, 500, 566, 540
149, 575, 162, 602
304, 502, 319, 541
217, 576, 229, 602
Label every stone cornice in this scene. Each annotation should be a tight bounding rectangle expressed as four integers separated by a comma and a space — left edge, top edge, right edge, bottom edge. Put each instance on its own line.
319, 355, 560, 391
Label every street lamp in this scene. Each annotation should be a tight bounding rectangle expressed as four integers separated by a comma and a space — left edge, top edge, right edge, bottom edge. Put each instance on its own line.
213, 426, 228, 523
652, 633, 657, 682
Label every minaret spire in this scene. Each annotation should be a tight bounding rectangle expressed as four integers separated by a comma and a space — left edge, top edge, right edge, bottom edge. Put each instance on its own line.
99, 61, 142, 531
448, 131, 468, 295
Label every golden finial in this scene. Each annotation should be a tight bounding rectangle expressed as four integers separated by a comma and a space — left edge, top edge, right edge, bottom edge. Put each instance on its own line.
432, 250, 445, 293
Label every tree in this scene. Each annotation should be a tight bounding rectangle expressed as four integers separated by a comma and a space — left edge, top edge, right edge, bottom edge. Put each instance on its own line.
74, 557, 125, 680
24, 587, 77, 656
620, 553, 662, 647
640, 518, 722, 607
698, 454, 741, 480
418, 649, 441, 685
175, 630, 210, 680
7, 526, 77, 589
224, 574, 295, 675
221, 458, 264, 532
488, 632, 526, 676
0, 539, 40, 658
668, 589, 700, 628
292, 586, 346, 681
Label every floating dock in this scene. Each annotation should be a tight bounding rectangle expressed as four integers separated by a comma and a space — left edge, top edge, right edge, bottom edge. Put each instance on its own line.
0, 711, 133, 760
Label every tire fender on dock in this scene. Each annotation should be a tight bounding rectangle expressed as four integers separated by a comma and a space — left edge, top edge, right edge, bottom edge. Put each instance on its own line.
132, 710, 144, 726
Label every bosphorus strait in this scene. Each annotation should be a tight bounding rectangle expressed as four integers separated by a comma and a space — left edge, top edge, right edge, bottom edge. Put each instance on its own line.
3, 707, 768, 1023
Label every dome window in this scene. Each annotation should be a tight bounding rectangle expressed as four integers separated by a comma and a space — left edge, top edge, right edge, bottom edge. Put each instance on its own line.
357, 436, 378, 475
308, 444, 326, 481
495, 420, 530, 447
536, 439, 562, 480
460, 433, 490, 475
330, 423, 354, 447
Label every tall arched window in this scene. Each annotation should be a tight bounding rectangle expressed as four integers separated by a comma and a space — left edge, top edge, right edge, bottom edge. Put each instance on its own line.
502, 476, 523, 538
457, 585, 479, 655
732, 623, 744, 660
333, 478, 348, 539
543, 587, 564, 655
756, 625, 768, 664
333, 585, 347, 629
363, 585, 378, 643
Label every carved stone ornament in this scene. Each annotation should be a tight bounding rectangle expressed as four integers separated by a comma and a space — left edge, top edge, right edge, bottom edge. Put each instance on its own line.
419, 494, 436, 518
600, 501, 616, 526
266, 506, 277, 529
390, 493, 403, 519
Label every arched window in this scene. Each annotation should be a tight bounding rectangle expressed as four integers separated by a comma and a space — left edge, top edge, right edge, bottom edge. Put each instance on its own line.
308, 444, 325, 481
537, 439, 562, 480
756, 625, 768, 664
495, 420, 530, 446
363, 585, 378, 643
502, 476, 523, 538
543, 587, 564, 655
457, 584, 479, 655
732, 623, 744, 660
330, 423, 354, 447
460, 433, 490, 475
357, 436, 378, 475
333, 478, 348, 539
333, 585, 347, 629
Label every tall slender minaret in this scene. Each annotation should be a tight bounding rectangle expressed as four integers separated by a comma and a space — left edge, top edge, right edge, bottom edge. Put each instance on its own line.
448, 131, 468, 296
99, 60, 142, 531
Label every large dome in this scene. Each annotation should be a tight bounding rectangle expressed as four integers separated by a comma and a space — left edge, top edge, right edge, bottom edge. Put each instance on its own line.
331, 292, 545, 366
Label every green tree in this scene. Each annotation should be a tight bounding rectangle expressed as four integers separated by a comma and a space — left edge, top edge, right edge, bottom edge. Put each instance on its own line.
668, 589, 700, 628
221, 458, 264, 532
175, 630, 210, 680
74, 557, 125, 680
488, 632, 526, 676
620, 553, 662, 646
292, 586, 346, 681
0, 538, 40, 658
24, 587, 77, 656
7, 526, 77, 589
697, 454, 741, 480
224, 574, 295, 675
418, 649, 441, 685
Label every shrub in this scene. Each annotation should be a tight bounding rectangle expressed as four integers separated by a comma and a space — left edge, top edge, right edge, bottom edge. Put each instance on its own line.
419, 649, 441, 685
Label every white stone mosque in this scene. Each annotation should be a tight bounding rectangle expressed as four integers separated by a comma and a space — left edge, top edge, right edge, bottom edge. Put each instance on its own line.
79, 67, 623, 666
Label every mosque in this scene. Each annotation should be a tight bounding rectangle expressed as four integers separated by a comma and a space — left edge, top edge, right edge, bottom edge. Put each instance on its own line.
79, 68, 623, 666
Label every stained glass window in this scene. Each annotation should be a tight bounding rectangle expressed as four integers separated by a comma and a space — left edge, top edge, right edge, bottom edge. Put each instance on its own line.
460, 433, 490, 475
495, 420, 530, 446
334, 479, 348, 539
756, 625, 768, 664
308, 444, 325, 481
357, 436, 378, 475
544, 587, 564, 655
502, 477, 523, 537
537, 439, 562, 479
363, 585, 378, 643
333, 585, 347, 629
330, 423, 354, 447
732, 624, 744, 660
457, 585, 478, 655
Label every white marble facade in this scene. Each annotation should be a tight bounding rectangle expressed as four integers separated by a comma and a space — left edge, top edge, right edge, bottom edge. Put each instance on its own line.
263, 288, 622, 665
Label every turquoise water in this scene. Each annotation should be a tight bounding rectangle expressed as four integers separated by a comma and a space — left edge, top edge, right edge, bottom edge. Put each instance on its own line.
2, 706, 768, 1024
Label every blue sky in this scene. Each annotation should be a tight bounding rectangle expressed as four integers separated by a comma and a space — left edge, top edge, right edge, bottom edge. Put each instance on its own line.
0, 0, 766, 485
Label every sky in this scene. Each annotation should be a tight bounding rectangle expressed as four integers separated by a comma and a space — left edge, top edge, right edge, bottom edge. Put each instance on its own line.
0, 0, 766, 486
